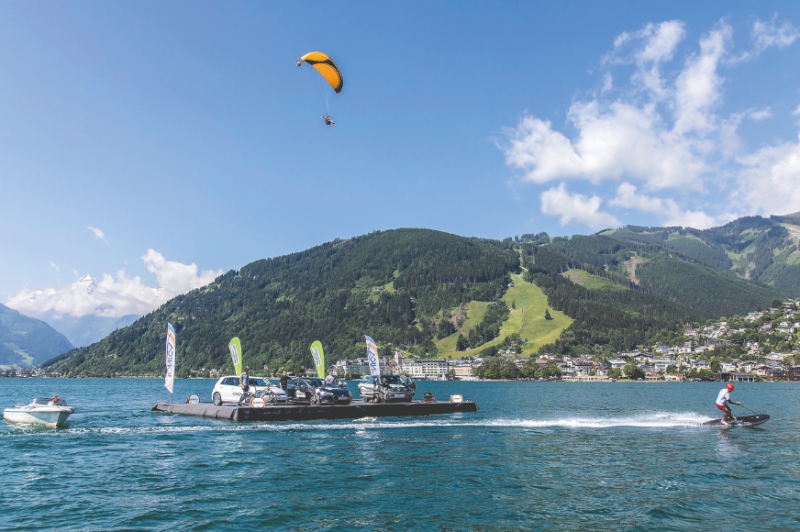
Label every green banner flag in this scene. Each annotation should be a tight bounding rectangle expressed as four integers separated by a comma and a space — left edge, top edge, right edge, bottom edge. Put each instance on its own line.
229, 337, 243, 376
310, 340, 325, 379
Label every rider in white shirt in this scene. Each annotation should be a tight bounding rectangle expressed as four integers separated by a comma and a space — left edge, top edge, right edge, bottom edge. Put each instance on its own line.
715, 383, 740, 426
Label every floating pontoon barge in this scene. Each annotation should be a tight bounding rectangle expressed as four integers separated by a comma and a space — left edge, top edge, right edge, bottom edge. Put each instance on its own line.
152, 400, 479, 422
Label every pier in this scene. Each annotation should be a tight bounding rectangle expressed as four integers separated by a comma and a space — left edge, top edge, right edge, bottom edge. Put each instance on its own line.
152, 399, 479, 422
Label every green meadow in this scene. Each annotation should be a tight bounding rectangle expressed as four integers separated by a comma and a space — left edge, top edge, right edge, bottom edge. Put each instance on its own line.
436, 273, 572, 358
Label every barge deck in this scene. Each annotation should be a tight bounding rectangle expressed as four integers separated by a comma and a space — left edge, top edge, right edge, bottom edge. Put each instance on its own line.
152, 399, 479, 422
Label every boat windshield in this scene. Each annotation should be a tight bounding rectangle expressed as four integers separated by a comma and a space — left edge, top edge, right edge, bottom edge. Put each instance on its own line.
31, 398, 67, 406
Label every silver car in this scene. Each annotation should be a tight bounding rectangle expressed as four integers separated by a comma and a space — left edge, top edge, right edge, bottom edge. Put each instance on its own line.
357, 375, 415, 403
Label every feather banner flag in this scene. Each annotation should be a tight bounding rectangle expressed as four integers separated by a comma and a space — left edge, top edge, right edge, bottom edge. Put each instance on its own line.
365, 336, 381, 377
229, 337, 243, 376
310, 341, 326, 379
164, 323, 176, 394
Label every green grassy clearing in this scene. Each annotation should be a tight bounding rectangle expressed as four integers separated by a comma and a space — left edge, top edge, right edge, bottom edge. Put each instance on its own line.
436, 273, 573, 359
561, 269, 626, 291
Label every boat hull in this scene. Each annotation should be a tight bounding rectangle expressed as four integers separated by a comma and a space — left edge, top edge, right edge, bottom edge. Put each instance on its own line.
3, 408, 73, 428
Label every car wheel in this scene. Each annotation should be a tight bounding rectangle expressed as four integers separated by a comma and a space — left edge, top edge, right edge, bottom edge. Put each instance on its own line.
213, 392, 222, 406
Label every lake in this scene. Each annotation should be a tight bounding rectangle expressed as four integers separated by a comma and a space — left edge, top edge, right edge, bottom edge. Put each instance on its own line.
1, 379, 798, 531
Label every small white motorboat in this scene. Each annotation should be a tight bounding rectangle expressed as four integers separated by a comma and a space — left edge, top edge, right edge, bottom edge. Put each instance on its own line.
3, 397, 75, 428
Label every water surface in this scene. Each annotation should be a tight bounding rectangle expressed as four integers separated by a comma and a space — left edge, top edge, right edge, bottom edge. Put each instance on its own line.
1, 379, 798, 531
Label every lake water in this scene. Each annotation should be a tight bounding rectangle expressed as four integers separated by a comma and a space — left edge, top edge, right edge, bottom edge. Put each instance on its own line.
1, 379, 798, 531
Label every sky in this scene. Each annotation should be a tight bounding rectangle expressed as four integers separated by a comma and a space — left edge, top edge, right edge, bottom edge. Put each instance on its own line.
2, 1, 800, 318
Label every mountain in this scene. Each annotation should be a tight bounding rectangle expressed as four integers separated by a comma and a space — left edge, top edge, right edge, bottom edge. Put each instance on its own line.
0, 304, 74, 368
5, 274, 143, 347
601, 213, 800, 297
44, 230, 520, 376
34, 312, 140, 348
43, 221, 797, 376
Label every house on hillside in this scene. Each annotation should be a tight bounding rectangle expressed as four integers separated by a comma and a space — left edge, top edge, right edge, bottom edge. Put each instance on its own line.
716, 371, 756, 383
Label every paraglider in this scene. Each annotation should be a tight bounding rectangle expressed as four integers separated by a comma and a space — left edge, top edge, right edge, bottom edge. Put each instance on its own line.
297, 51, 343, 125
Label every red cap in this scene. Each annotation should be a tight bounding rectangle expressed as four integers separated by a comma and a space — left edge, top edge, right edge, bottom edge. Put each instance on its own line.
726, 383, 734, 391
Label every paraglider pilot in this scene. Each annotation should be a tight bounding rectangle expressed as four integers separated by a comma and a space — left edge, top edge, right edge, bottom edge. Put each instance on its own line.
323, 115, 335, 126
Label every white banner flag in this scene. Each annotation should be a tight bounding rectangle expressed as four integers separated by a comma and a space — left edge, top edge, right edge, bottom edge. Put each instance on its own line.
165, 323, 176, 394
365, 335, 381, 377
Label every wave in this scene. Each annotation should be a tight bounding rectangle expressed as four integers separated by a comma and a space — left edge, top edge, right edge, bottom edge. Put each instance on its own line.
1, 412, 715, 437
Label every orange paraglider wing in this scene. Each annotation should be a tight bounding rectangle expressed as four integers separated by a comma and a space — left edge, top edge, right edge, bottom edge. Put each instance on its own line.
297, 51, 343, 93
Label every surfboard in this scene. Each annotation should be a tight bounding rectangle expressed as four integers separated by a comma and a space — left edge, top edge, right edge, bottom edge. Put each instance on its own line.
702, 414, 770, 427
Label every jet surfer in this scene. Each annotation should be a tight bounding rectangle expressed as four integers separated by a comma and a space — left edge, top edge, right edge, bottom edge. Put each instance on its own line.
715, 383, 740, 426
322, 114, 334, 126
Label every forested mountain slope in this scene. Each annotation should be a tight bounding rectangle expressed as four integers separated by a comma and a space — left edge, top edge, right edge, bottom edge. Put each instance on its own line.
0, 304, 73, 367
602, 213, 800, 296
546, 233, 784, 318
44, 230, 519, 376
44, 216, 796, 376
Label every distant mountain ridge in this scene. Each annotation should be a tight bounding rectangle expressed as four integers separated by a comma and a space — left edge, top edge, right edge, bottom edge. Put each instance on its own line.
602, 213, 800, 297
0, 304, 73, 368
43, 218, 799, 377
34, 312, 140, 348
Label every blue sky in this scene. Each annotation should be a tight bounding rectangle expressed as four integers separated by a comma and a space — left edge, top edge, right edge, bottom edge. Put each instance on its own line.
3, 2, 800, 318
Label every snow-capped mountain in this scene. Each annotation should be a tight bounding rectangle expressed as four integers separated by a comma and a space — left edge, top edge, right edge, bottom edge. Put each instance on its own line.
4, 274, 148, 347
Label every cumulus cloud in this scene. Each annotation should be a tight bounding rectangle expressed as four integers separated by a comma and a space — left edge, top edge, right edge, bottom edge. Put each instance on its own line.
734, 14, 800, 61
500, 16, 800, 230
673, 22, 730, 135
87, 226, 110, 246
610, 182, 730, 229
4, 250, 222, 318
604, 20, 686, 99
541, 183, 620, 230
503, 101, 708, 190
734, 136, 800, 216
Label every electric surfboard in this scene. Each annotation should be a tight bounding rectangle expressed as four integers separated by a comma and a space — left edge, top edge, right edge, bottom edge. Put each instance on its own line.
702, 414, 770, 427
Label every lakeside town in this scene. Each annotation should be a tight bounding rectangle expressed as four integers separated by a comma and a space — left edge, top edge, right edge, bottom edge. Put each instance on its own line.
8, 299, 800, 383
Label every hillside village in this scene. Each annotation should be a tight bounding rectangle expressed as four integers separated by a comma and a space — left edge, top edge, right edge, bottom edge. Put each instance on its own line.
325, 298, 800, 382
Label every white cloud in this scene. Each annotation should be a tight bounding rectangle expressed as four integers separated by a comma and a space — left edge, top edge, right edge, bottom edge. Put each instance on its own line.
610, 182, 730, 229
752, 15, 800, 54
503, 102, 708, 190
735, 136, 800, 216
4, 250, 222, 318
87, 226, 110, 246
49, 261, 59, 273
719, 107, 773, 159
673, 22, 730, 135
541, 183, 620, 230
605, 20, 686, 99
500, 17, 800, 229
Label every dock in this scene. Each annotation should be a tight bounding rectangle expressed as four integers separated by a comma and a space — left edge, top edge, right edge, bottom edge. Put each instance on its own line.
152, 399, 479, 422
